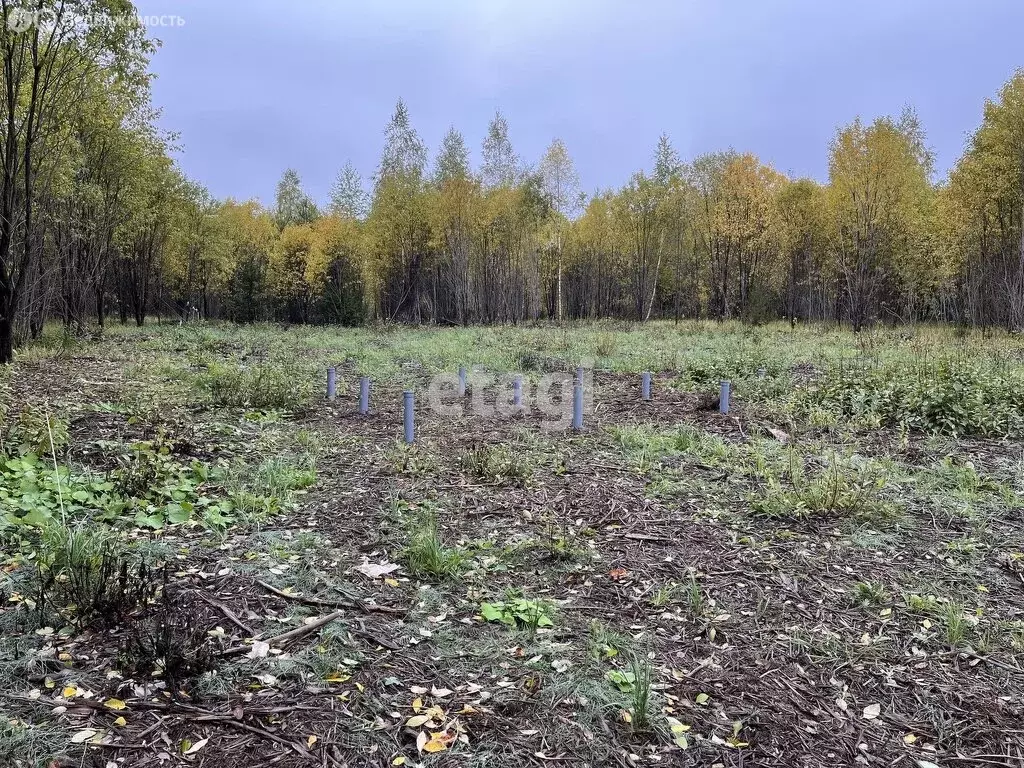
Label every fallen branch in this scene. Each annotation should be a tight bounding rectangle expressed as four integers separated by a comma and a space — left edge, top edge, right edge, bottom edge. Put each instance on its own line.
193, 714, 313, 760
196, 591, 254, 635
255, 578, 405, 615
220, 610, 345, 657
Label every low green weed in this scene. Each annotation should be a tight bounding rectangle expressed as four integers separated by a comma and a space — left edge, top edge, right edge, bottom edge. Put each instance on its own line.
197, 359, 312, 410
480, 594, 555, 633
403, 507, 463, 579
459, 444, 532, 485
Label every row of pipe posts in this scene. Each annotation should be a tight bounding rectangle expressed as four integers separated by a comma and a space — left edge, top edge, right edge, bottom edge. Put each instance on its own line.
327, 366, 737, 443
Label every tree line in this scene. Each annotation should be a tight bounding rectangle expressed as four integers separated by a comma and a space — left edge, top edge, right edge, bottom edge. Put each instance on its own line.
2, 3, 1024, 364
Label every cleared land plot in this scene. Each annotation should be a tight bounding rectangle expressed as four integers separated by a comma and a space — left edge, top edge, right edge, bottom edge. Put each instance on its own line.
2, 322, 1024, 767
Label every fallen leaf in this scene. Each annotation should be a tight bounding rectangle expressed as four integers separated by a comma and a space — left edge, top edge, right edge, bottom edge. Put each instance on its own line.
183, 737, 208, 755
406, 714, 430, 728
355, 559, 400, 579
246, 641, 270, 660
104, 698, 127, 711
423, 736, 447, 753
863, 703, 881, 720
392, 758, 406, 766
307, 735, 318, 748
71, 728, 98, 744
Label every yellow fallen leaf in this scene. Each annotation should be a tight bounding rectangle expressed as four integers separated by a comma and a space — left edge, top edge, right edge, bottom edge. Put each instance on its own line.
307, 735, 318, 748
621, 710, 632, 723
62, 686, 79, 699
356, 682, 365, 692
423, 737, 447, 753
392, 758, 406, 766
406, 715, 430, 728
113, 716, 127, 727
904, 733, 918, 744
412, 697, 423, 712
385, 578, 400, 588
104, 698, 127, 711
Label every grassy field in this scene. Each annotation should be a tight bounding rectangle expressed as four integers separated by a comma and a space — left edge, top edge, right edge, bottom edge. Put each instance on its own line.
2, 320, 1024, 767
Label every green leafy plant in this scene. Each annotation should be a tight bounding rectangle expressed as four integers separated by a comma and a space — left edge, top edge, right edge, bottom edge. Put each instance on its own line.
649, 582, 679, 608
225, 456, 316, 521
905, 592, 940, 615
588, 620, 625, 661
480, 596, 555, 633
0, 453, 117, 527
2, 406, 68, 457
852, 581, 888, 607
387, 442, 438, 477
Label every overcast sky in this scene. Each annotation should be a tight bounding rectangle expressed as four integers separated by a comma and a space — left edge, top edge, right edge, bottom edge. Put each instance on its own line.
134, 0, 1024, 207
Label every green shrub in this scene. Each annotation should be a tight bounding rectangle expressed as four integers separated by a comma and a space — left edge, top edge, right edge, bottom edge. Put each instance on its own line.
35, 522, 157, 628
805, 361, 1024, 436
459, 444, 532, 485
2, 406, 68, 457
751, 454, 898, 521
198, 359, 311, 410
